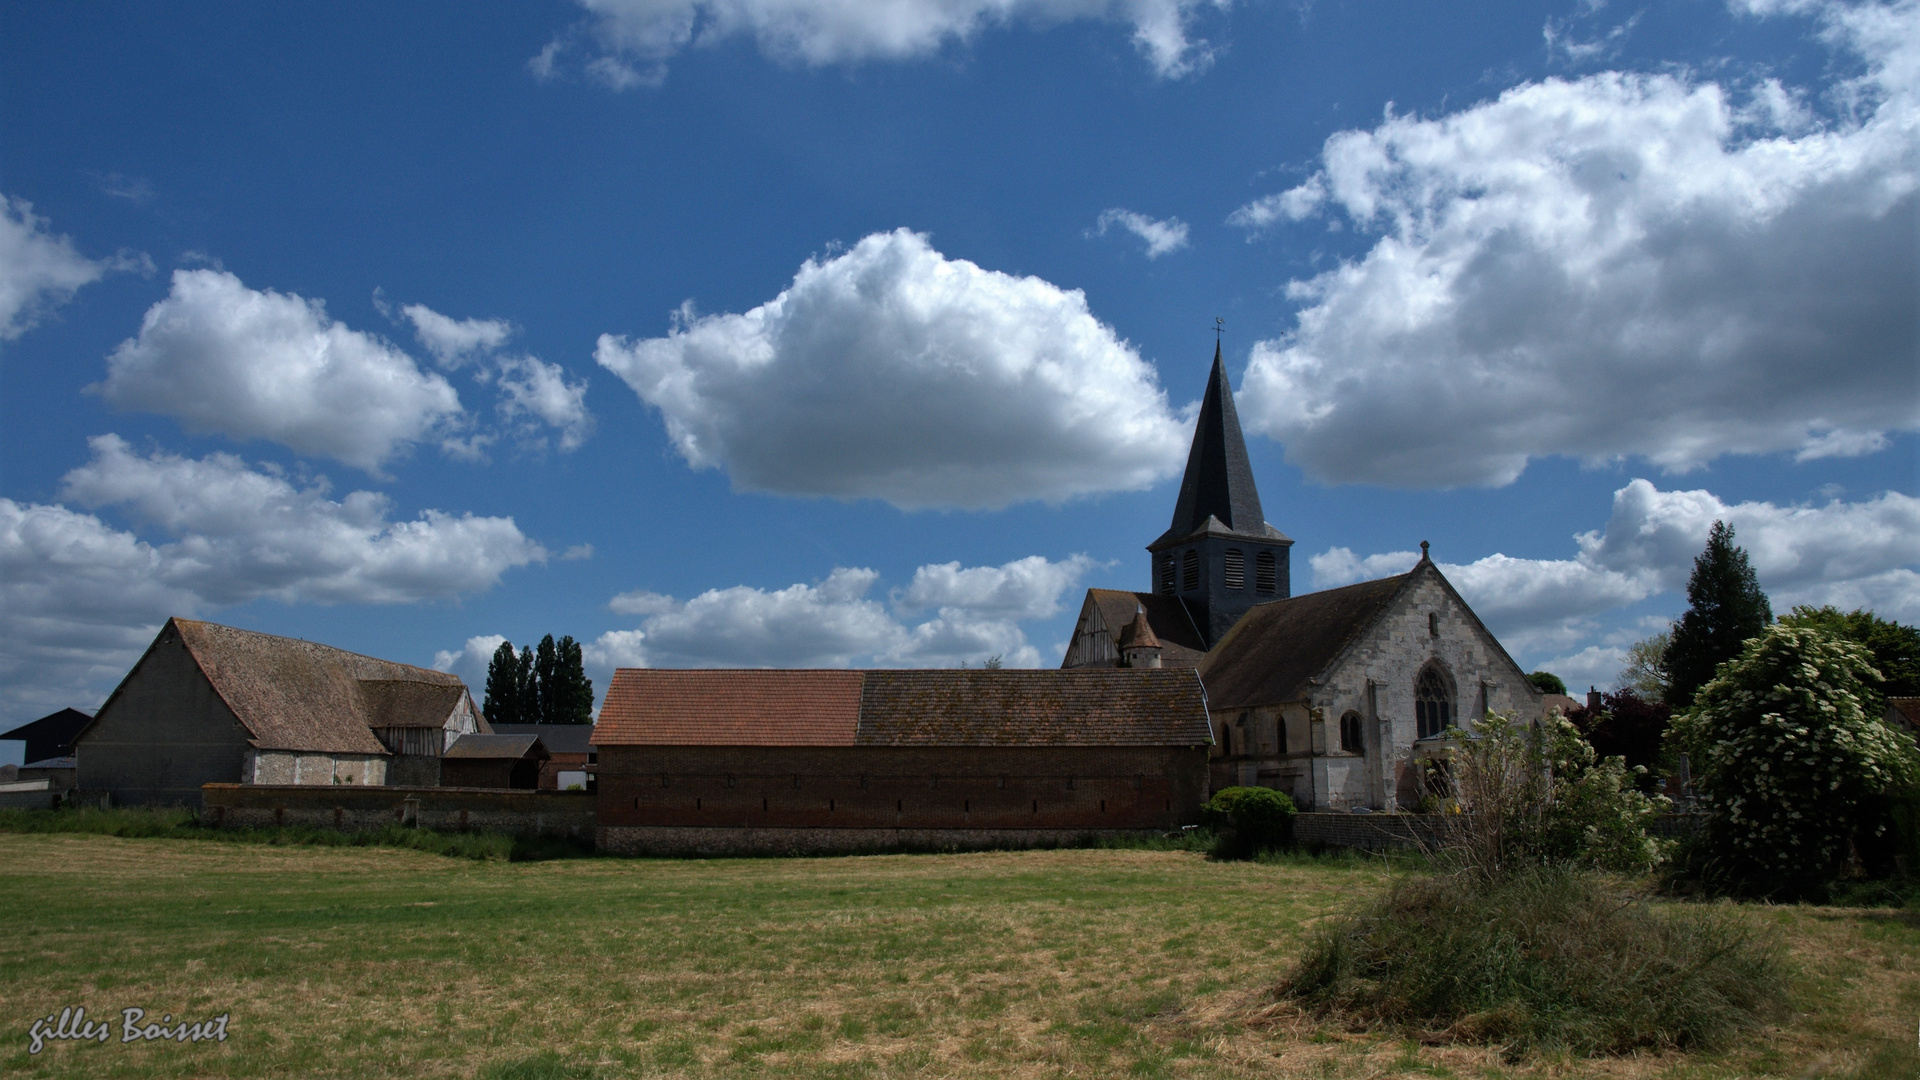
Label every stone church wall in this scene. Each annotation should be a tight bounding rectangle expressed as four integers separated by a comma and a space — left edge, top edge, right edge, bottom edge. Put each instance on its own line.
1309, 572, 1542, 811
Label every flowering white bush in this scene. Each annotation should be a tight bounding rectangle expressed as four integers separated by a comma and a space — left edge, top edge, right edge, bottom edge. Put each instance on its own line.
1669, 625, 1920, 896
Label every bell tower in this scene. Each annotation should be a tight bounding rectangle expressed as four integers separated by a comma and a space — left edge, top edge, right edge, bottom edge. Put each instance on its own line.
1146, 342, 1292, 648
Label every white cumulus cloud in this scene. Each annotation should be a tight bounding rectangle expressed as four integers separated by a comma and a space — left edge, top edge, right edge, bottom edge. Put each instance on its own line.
1232, 0, 1919, 487
99, 270, 466, 473
0, 194, 150, 341
495, 355, 595, 452
2, 437, 547, 726
1091, 208, 1191, 258
537, 0, 1226, 87
595, 229, 1187, 510
579, 552, 1092, 679
401, 303, 512, 368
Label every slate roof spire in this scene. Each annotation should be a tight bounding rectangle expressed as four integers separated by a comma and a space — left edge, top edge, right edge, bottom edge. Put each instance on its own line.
1156, 341, 1285, 545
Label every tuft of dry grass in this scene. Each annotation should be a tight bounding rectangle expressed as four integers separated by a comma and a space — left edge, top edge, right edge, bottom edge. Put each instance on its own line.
0, 834, 1914, 1078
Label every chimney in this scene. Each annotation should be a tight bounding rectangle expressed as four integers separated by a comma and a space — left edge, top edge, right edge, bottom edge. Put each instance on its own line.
1587, 686, 1603, 713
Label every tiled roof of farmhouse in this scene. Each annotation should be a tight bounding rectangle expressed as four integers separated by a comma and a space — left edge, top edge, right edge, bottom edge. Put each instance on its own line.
592, 669, 1212, 747
444, 733, 546, 760
595, 670, 864, 746
857, 669, 1210, 746
167, 618, 463, 755
1084, 589, 1207, 667
1199, 572, 1414, 709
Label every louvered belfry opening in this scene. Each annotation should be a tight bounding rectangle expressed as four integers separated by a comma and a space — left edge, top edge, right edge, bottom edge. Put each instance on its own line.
1255, 551, 1277, 594
1223, 550, 1245, 590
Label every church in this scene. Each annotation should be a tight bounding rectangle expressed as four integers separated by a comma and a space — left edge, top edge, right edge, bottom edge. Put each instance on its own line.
1061, 345, 1543, 812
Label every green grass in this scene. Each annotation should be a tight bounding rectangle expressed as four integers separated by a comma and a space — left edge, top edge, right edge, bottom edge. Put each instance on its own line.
0, 806, 593, 861
0, 833, 1913, 1078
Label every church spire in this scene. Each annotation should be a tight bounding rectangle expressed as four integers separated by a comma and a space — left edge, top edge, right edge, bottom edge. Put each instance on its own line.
1160, 341, 1275, 544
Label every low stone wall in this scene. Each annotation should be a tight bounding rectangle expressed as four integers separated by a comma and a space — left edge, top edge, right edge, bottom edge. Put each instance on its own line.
599, 824, 1163, 857
200, 784, 595, 839
1293, 812, 1449, 851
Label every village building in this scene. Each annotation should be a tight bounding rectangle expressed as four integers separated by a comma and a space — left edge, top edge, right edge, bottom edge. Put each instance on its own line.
488, 724, 595, 789
591, 668, 1212, 855
0, 707, 92, 797
75, 618, 484, 806
1061, 344, 1542, 811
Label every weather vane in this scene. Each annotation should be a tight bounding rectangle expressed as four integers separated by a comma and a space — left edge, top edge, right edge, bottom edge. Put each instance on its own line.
1213, 316, 1225, 341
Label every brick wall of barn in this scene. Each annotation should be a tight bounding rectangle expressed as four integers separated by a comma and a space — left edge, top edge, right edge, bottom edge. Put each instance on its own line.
596, 745, 1209, 849
76, 630, 253, 807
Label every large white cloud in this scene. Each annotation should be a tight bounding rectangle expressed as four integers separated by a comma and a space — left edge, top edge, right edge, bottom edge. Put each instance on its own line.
1233, 0, 1919, 487
0, 437, 547, 723
576, 552, 1091, 683
536, 0, 1226, 87
1312, 478, 1920, 677
100, 270, 466, 472
0, 194, 149, 341
596, 229, 1187, 509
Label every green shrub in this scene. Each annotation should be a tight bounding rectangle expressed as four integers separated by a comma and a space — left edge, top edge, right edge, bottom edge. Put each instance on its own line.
1202, 785, 1296, 859
1669, 624, 1920, 899
1438, 711, 1669, 878
1280, 866, 1790, 1056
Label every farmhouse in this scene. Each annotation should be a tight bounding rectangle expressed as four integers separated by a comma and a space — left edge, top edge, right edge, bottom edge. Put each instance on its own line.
1061, 344, 1542, 811
76, 618, 484, 805
592, 668, 1212, 855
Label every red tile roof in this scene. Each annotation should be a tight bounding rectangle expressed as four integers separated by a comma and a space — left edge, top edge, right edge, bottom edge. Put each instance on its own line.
594, 670, 863, 746
591, 668, 1212, 748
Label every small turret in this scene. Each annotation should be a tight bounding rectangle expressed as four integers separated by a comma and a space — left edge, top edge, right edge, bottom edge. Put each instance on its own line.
1117, 608, 1163, 669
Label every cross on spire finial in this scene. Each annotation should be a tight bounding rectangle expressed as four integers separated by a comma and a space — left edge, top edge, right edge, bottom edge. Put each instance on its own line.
1213, 316, 1225, 341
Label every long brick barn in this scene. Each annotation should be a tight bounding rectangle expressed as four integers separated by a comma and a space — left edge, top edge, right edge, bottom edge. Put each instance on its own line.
591, 668, 1213, 856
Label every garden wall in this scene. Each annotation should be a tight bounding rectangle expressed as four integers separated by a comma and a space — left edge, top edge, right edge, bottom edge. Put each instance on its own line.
199, 783, 595, 839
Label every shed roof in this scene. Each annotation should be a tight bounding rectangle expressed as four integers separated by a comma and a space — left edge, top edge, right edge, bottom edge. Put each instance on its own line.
122, 618, 467, 755
0, 708, 94, 762
1199, 572, 1413, 709
592, 668, 1212, 748
488, 724, 595, 755
359, 680, 470, 730
444, 733, 546, 760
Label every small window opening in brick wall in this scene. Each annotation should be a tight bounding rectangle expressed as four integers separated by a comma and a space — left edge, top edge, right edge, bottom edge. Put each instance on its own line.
1099, 800, 1106, 812
829, 798, 835, 811
1032, 800, 1038, 813
896, 799, 903, 812
762, 798, 768, 811
696, 798, 702, 810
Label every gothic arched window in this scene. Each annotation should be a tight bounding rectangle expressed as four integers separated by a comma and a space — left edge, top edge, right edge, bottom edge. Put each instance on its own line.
1416, 666, 1453, 740
1340, 710, 1364, 753
1182, 549, 1200, 591
1255, 551, 1277, 594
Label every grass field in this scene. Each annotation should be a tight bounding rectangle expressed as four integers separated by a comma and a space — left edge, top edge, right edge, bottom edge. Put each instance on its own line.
1, 833, 1915, 1079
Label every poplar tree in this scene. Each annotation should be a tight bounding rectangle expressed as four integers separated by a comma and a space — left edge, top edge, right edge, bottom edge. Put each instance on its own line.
533, 635, 559, 723
549, 635, 595, 724
516, 644, 538, 724
1664, 521, 1772, 709
482, 640, 522, 725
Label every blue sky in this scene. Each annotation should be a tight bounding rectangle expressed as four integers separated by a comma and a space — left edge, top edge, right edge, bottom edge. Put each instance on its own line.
3, 0, 1915, 757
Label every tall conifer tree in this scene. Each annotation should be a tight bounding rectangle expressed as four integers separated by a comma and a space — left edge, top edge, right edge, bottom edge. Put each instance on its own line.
1664, 521, 1772, 709
550, 635, 594, 724
482, 640, 521, 725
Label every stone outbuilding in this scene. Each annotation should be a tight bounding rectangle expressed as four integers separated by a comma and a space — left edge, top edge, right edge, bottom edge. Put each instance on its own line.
75, 618, 484, 806
488, 724, 595, 789
591, 668, 1213, 856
